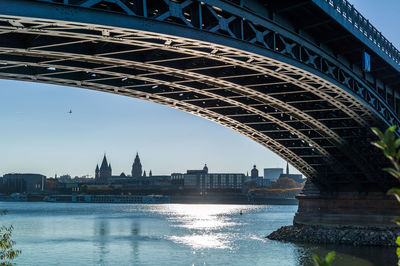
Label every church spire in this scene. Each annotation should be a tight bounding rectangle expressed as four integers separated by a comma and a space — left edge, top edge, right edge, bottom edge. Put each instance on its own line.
98, 154, 111, 183
100, 154, 108, 170
132, 152, 143, 178
95, 164, 100, 179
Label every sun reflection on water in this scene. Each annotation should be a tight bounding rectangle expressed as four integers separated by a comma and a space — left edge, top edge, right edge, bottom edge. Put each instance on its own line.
150, 204, 261, 250
169, 234, 231, 250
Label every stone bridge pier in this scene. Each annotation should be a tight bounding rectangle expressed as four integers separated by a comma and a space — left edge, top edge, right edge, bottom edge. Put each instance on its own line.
269, 181, 400, 246
294, 181, 400, 229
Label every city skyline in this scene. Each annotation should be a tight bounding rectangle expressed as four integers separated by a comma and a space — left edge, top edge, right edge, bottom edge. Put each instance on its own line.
0, 0, 398, 177
0, 81, 291, 177
17, 152, 286, 179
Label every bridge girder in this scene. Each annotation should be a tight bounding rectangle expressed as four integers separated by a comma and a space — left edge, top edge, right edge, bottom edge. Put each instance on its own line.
0, 0, 398, 191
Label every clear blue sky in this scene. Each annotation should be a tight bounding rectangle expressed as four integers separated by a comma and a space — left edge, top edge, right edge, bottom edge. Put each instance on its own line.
0, 0, 398, 178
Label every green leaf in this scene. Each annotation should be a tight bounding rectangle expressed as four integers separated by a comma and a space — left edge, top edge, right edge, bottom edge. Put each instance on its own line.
396, 236, 400, 246
384, 168, 400, 179
389, 125, 397, 132
384, 127, 396, 146
325, 251, 335, 263
312, 252, 335, 266
312, 254, 324, 266
384, 149, 396, 159
392, 217, 400, 226
371, 141, 385, 150
387, 188, 400, 202
397, 247, 400, 259
387, 188, 400, 195
371, 127, 384, 139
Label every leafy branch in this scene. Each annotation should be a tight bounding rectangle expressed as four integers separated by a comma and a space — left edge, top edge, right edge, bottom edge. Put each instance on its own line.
371, 126, 400, 179
0, 210, 20, 266
371, 126, 400, 265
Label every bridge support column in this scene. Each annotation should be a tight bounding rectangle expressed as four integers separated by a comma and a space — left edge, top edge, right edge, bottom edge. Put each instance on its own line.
268, 181, 400, 246
293, 181, 400, 229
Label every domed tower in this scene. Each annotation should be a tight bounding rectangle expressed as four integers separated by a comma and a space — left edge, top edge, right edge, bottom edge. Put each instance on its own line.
251, 165, 258, 179
131, 153, 143, 178
203, 164, 208, 174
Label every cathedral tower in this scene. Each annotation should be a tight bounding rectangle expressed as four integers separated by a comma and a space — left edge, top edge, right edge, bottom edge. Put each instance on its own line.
131, 153, 143, 178
98, 154, 112, 183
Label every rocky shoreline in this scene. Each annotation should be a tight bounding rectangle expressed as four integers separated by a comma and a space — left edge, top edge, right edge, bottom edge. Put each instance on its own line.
267, 225, 399, 246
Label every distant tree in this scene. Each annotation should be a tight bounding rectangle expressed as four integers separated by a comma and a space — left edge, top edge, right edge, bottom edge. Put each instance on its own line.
0, 210, 21, 265
271, 177, 299, 189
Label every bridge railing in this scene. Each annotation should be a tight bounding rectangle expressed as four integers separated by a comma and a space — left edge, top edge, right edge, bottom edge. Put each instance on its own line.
324, 0, 400, 66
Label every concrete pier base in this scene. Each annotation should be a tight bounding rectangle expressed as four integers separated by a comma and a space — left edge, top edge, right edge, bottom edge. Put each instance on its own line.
267, 181, 400, 246
293, 182, 400, 229
294, 193, 400, 229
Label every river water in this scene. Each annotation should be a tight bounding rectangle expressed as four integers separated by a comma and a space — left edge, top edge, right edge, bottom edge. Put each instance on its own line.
0, 202, 396, 265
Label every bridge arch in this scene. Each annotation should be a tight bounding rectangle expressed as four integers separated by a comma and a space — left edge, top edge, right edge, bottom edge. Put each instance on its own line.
0, 0, 399, 192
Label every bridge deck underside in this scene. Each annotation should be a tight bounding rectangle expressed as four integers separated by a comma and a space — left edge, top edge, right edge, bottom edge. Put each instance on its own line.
0, 0, 397, 192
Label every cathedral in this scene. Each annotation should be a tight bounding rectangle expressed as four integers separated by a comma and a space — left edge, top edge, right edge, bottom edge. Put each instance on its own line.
95, 153, 148, 183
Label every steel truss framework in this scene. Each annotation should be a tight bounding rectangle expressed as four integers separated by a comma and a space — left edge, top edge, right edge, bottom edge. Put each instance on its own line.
0, 0, 398, 191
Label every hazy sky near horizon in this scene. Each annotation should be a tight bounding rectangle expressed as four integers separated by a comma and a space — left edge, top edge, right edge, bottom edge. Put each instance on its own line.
0, 0, 398, 178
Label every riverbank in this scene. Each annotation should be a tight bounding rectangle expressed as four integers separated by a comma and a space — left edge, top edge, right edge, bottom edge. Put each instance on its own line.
267, 225, 399, 246
1, 193, 299, 205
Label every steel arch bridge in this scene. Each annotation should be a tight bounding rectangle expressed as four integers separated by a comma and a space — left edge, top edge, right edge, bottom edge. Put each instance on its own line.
0, 0, 399, 193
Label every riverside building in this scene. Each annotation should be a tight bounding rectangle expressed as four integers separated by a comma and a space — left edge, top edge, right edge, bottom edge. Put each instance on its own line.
171, 164, 245, 195
2, 173, 46, 194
